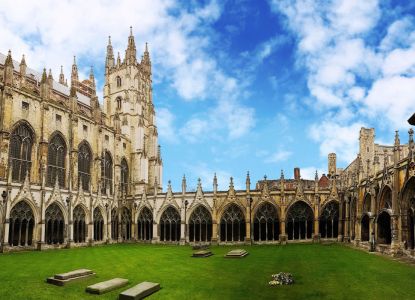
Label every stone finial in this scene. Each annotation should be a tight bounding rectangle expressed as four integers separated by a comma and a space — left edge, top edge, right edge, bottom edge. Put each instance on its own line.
48, 68, 53, 80
394, 130, 400, 146
181, 174, 186, 194
71, 55, 78, 83
5, 50, 13, 67
246, 171, 250, 191
20, 54, 26, 66
59, 65, 65, 85
409, 128, 414, 143
280, 169, 284, 180
229, 176, 234, 189
213, 173, 218, 194
315, 170, 319, 181
117, 52, 121, 66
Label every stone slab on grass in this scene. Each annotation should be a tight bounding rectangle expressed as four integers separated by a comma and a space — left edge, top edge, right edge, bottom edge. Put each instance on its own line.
46, 269, 95, 286
86, 278, 129, 294
225, 249, 249, 258
119, 281, 160, 300
192, 250, 213, 257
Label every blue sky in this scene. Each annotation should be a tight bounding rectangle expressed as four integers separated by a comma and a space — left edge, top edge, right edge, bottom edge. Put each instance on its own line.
1, 0, 415, 191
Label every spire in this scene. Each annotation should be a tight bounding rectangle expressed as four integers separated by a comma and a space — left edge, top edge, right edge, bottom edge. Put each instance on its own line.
41, 68, 47, 84
4, 50, 13, 67
394, 130, 400, 147
246, 171, 250, 192
280, 170, 284, 180
182, 174, 186, 194
213, 173, 218, 194
89, 66, 95, 86
4, 50, 14, 86
19, 54, 26, 76
117, 52, 121, 67
315, 170, 319, 181
71, 55, 79, 83
105, 35, 114, 69
59, 65, 65, 85
125, 26, 136, 65
48, 68, 53, 80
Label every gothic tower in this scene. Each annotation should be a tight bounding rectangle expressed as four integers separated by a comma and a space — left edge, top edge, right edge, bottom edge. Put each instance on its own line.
103, 27, 162, 195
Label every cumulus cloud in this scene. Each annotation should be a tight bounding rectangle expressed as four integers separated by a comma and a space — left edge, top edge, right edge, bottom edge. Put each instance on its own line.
265, 150, 292, 163
271, 0, 415, 163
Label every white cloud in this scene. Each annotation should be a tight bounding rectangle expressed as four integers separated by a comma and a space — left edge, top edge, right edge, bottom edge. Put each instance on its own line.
157, 107, 176, 143
265, 150, 292, 163
300, 166, 327, 180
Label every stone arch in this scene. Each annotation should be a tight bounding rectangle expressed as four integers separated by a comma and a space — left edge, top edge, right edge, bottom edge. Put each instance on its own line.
137, 206, 153, 241
73, 205, 87, 243
188, 205, 212, 243
401, 176, 415, 249
377, 209, 392, 244
219, 203, 246, 242
361, 213, 370, 242
121, 207, 132, 240
286, 200, 314, 241
47, 131, 67, 187
111, 208, 119, 240
159, 206, 181, 242
8, 200, 35, 247
253, 201, 279, 242
379, 185, 392, 212
319, 200, 339, 239
93, 207, 104, 241
362, 193, 371, 214
101, 150, 113, 195
45, 202, 65, 245
78, 140, 93, 191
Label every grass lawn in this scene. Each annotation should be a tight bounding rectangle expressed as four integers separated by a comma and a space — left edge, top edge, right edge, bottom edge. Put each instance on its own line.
0, 243, 414, 299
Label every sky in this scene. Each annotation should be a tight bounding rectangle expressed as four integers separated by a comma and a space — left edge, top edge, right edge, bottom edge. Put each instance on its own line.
1, 0, 415, 192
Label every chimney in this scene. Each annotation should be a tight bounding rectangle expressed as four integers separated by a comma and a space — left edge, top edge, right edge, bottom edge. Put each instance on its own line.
294, 167, 300, 180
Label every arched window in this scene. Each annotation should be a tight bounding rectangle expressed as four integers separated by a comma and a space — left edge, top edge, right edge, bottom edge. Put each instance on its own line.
380, 187, 392, 210
45, 203, 64, 244
220, 204, 245, 242
363, 194, 371, 213
189, 206, 212, 243
116, 76, 122, 87
253, 202, 279, 242
47, 134, 66, 187
101, 151, 113, 195
78, 142, 92, 191
73, 205, 86, 243
116, 97, 122, 110
93, 208, 104, 241
319, 201, 339, 239
111, 208, 118, 240
160, 206, 181, 242
361, 214, 370, 242
9, 123, 34, 182
286, 201, 313, 240
377, 211, 391, 244
8, 201, 34, 246
121, 207, 131, 240
120, 158, 128, 196
138, 207, 153, 241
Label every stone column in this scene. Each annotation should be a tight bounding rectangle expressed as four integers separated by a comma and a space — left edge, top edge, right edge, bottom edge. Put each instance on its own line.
338, 201, 344, 242
354, 216, 361, 246
152, 221, 159, 243
211, 221, 218, 244
313, 218, 319, 242
344, 199, 350, 242
279, 219, 287, 244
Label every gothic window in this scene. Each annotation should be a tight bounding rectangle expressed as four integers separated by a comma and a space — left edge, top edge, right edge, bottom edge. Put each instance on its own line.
121, 207, 131, 240
138, 207, 153, 241
377, 211, 391, 244
73, 205, 86, 243
286, 201, 314, 240
408, 198, 415, 249
380, 187, 392, 210
160, 206, 181, 242
116, 76, 122, 87
45, 203, 64, 244
47, 134, 66, 187
120, 158, 128, 196
8, 201, 34, 247
220, 204, 245, 242
111, 208, 118, 240
253, 202, 279, 242
189, 206, 212, 243
101, 151, 113, 195
319, 201, 339, 239
93, 208, 104, 241
78, 142, 92, 191
363, 194, 371, 213
9, 123, 34, 182
361, 214, 370, 242
116, 97, 122, 110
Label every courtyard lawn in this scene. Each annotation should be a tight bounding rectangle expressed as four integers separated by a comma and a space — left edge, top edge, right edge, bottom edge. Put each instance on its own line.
0, 243, 414, 299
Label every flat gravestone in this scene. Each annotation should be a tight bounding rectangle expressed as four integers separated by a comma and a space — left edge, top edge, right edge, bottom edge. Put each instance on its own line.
86, 278, 129, 295
192, 250, 213, 258
46, 269, 95, 286
119, 281, 160, 300
225, 249, 248, 258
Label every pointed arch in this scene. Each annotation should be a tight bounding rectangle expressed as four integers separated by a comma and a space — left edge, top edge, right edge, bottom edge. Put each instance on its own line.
73, 205, 87, 243
47, 132, 67, 187
253, 202, 279, 242
159, 206, 181, 242
111, 208, 119, 240
377, 210, 392, 244
45, 203, 65, 245
401, 176, 415, 249
8, 200, 35, 247
319, 201, 339, 239
286, 200, 314, 241
363, 193, 371, 214
361, 214, 370, 242
101, 151, 113, 195
188, 205, 212, 243
9, 121, 35, 182
93, 207, 104, 241
78, 140, 92, 191
220, 203, 245, 242
379, 185, 392, 212
137, 206, 153, 241
121, 207, 132, 240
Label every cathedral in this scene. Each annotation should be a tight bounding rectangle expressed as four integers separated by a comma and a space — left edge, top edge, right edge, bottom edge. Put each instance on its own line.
1, 29, 415, 258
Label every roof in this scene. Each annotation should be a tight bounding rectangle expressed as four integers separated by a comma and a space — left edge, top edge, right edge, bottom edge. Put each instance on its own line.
0, 52, 91, 106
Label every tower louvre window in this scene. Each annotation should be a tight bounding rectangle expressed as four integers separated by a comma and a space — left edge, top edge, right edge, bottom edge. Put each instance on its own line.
116, 97, 122, 110
116, 76, 122, 87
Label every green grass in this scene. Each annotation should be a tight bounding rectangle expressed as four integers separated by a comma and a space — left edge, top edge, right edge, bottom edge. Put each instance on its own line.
0, 243, 414, 299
